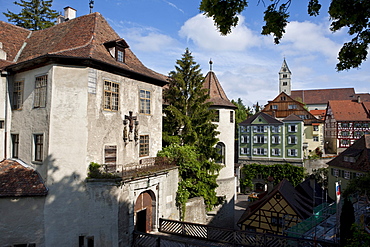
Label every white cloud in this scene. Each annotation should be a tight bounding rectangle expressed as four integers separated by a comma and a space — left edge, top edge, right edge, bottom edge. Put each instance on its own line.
179, 14, 261, 51
278, 21, 341, 63
162, 0, 184, 14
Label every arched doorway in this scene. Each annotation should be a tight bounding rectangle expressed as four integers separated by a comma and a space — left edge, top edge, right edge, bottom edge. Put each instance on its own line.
134, 190, 155, 233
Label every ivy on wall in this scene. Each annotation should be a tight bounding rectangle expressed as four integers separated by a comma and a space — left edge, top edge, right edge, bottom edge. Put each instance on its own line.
240, 163, 305, 191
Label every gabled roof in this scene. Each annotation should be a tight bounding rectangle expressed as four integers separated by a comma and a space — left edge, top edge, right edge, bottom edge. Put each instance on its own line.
327, 100, 370, 121
283, 114, 303, 122
327, 134, 370, 172
0, 159, 48, 197
290, 88, 356, 105
238, 179, 314, 225
263, 92, 320, 124
203, 70, 236, 109
240, 112, 282, 125
0, 13, 167, 86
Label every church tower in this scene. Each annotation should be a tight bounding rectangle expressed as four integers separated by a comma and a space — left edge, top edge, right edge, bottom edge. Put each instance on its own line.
279, 58, 291, 95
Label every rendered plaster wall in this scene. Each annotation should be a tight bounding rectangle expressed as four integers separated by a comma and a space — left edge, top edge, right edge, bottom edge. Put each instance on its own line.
0, 76, 6, 160
212, 107, 236, 228
85, 69, 163, 166
9, 65, 54, 180
184, 197, 207, 224
0, 197, 46, 246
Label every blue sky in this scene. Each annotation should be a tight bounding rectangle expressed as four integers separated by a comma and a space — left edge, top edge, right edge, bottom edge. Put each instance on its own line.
1, 0, 370, 107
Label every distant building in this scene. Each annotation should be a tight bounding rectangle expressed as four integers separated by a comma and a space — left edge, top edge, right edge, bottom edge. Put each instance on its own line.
239, 112, 304, 166
327, 134, 370, 200
325, 98, 370, 154
262, 92, 324, 158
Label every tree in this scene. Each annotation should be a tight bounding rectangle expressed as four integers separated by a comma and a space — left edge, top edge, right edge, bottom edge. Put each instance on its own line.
342, 172, 370, 198
199, 0, 370, 71
162, 48, 221, 212
3, 0, 58, 30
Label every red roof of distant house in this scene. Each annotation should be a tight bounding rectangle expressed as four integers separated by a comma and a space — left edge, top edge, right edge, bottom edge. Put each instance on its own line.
328, 100, 370, 121
291, 88, 356, 105
310, 109, 326, 120
0, 159, 48, 197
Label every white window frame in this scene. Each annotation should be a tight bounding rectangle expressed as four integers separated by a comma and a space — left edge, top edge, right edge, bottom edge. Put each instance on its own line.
288, 124, 297, 132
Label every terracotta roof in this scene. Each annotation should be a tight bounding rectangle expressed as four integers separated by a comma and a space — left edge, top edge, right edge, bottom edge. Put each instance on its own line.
0, 159, 48, 197
240, 112, 282, 125
328, 100, 370, 121
0, 13, 167, 84
327, 134, 370, 172
310, 109, 326, 120
203, 70, 236, 109
291, 88, 355, 105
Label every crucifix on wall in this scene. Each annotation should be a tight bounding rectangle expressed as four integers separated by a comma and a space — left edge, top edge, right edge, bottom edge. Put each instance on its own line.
123, 111, 139, 142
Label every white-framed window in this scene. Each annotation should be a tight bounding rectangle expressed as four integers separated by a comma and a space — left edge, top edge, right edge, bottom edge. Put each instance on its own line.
240, 147, 249, 155
271, 135, 280, 144
271, 105, 278, 110
271, 148, 281, 156
313, 125, 319, 131
241, 135, 249, 144
332, 168, 339, 177
253, 148, 267, 155
34, 74, 47, 108
313, 136, 319, 142
344, 156, 355, 163
287, 149, 298, 157
288, 135, 297, 144
288, 124, 297, 132
104, 80, 119, 111
254, 125, 267, 133
341, 131, 350, 137
271, 126, 281, 133
139, 89, 151, 114
344, 171, 351, 179
254, 135, 267, 144
288, 104, 297, 109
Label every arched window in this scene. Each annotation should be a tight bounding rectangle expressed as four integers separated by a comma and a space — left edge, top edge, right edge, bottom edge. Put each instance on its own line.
216, 142, 225, 164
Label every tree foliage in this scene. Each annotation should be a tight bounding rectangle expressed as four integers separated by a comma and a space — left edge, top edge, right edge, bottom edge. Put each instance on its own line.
3, 0, 58, 30
342, 172, 370, 198
162, 49, 221, 212
199, 0, 370, 71
240, 163, 304, 191
346, 224, 370, 247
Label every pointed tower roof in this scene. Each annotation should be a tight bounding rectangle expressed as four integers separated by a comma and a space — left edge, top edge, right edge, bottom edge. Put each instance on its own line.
203, 60, 236, 109
279, 58, 291, 74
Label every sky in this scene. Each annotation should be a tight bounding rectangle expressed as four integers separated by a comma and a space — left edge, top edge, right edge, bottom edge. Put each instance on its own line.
1, 0, 370, 108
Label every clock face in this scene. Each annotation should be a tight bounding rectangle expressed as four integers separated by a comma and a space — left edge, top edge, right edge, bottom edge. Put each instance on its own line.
283, 68, 287, 72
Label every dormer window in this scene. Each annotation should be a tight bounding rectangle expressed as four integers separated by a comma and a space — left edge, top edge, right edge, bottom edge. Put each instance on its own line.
104, 39, 129, 63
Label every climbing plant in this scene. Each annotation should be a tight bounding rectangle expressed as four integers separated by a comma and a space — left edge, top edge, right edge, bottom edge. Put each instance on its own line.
240, 163, 304, 191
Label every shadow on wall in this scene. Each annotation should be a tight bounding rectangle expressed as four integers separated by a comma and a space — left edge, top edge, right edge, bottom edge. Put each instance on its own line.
0, 154, 132, 247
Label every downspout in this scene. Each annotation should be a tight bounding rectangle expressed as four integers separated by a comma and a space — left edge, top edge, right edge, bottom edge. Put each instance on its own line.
1, 70, 9, 159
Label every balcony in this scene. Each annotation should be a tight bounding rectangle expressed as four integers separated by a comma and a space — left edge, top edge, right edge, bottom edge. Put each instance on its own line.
88, 157, 177, 180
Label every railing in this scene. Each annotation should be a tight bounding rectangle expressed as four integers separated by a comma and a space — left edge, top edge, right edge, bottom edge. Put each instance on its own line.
157, 218, 338, 247
100, 157, 176, 179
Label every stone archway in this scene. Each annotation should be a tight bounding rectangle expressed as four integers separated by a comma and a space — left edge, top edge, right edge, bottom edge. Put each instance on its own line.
134, 190, 156, 233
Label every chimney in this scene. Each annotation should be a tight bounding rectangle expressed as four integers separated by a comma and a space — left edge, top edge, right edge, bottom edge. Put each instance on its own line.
64, 6, 76, 20
0, 42, 7, 60
357, 95, 361, 103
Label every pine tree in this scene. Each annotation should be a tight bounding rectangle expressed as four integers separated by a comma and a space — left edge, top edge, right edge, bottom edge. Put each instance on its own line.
162, 48, 221, 212
3, 0, 58, 30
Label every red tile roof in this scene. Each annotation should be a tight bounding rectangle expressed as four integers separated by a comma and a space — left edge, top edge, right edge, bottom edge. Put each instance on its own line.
203, 70, 236, 108
0, 159, 48, 197
328, 100, 370, 121
0, 13, 167, 84
310, 109, 326, 120
291, 88, 356, 105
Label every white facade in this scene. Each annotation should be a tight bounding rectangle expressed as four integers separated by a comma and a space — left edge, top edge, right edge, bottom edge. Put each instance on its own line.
279, 59, 292, 95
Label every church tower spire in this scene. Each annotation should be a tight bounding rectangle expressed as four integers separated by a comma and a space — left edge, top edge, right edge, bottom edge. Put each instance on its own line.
279, 58, 291, 95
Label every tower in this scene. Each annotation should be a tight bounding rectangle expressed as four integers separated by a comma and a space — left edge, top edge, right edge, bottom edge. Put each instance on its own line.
279, 58, 291, 95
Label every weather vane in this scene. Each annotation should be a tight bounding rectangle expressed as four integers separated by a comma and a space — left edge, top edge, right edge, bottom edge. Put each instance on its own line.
89, 0, 94, 13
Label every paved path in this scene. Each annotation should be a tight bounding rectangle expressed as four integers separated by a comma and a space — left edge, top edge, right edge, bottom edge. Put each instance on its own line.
234, 193, 249, 230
